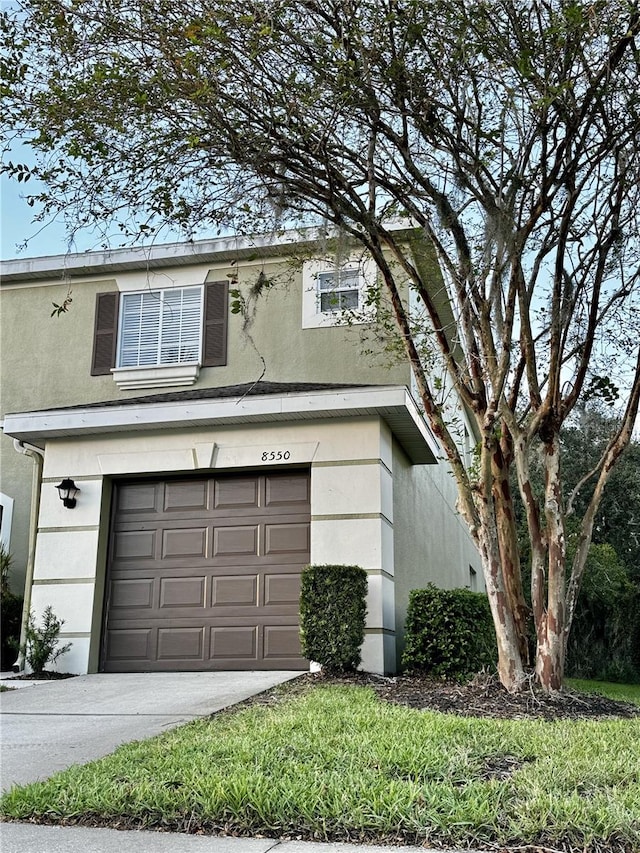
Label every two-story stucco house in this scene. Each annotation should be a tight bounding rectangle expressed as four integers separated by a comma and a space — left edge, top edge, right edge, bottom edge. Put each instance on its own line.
0, 228, 481, 675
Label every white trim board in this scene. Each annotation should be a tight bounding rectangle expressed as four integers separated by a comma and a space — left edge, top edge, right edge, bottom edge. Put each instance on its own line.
3, 385, 439, 465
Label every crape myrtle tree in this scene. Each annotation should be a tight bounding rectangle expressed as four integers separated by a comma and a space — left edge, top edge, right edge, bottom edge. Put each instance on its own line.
2, 0, 640, 692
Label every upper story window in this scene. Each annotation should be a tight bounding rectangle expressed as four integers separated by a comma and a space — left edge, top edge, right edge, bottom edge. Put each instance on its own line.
302, 257, 376, 329
317, 269, 360, 313
118, 287, 203, 368
91, 281, 228, 389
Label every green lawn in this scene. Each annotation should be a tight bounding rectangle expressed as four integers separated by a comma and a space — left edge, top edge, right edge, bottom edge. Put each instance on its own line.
1, 680, 639, 852
568, 678, 640, 706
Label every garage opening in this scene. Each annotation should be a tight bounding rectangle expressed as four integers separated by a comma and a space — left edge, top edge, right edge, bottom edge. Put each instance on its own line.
102, 470, 310, 671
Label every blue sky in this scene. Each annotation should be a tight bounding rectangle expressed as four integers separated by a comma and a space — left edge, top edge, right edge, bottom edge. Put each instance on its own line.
1, 163, 110, 260
1, 164, 205, 260
2, 175, 71, 259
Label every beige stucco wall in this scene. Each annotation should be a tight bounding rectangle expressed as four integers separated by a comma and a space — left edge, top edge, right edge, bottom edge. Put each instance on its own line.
392, 437, 483, 665
1, 256, 408, 590
28, 416, 398, 675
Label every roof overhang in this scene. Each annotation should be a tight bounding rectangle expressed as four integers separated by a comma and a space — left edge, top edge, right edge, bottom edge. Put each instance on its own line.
3, 385, 439, 465
0, 223, 418, 284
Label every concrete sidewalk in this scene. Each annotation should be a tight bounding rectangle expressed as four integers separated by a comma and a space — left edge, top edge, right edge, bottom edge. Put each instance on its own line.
0, 824, 463, 853
0, 671, 300, 790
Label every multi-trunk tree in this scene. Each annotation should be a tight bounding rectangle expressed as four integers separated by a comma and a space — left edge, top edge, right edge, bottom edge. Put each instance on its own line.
3, 0, 640, 692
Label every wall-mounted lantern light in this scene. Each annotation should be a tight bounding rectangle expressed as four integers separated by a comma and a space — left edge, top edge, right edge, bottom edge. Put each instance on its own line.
55, 478, 79, 509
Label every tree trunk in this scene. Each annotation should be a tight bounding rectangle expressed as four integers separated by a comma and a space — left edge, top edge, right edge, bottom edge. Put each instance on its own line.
478, 525, 527, 692
491, 435, 530, 665
536, 433, 566, 693
477, 433, 527, 692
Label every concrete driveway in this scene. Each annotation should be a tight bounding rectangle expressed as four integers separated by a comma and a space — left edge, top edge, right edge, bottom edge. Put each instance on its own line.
0, 671, 300, 791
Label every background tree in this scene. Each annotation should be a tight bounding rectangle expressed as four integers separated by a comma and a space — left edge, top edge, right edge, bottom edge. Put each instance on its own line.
515, 408, 640, 682
562, 407, 640, 581
566, 543, 639, 682
3, 0, 640, 692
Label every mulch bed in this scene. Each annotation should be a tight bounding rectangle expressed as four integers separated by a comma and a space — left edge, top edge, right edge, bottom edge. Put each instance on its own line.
266, 670, 640, 722
4, 668, 637, 721
4, 671, 76, 681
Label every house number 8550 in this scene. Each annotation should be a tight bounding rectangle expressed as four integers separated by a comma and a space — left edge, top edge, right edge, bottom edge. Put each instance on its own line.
261, 450, 291, 461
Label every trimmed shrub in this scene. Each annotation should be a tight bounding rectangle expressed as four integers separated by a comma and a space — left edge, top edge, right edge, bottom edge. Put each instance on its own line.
402, 584, 496, 678
300, 564, 368, 672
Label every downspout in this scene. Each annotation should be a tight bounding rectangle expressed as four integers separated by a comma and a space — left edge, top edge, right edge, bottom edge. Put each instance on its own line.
12, 439, 45, 672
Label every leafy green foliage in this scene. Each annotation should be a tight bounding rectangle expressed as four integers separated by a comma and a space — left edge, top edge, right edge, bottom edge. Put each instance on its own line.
0, 592, 23, 671
567, 544, 640, 683
0, 544, 22, 669
561, 410, 640, 579
0, 543, 13, 596
50, 287, 73, 316
299, 564, 367, 673
513, 410, 640, 682
23, 606, 72, 675
402, 585, 496, 678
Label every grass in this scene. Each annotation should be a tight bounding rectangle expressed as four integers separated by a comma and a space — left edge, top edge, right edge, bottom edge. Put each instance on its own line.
568, 679, 640, 706
1, 680, 639, 852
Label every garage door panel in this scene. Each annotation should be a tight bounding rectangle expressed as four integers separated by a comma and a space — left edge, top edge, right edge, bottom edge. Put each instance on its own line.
210, 626, 258, 660
264, 625, 303, 659
214, 477, 259, 509
159, 576, 206, 608
105, 628, 154, 662
110, 578, 154, 609
265, 523, 310, 555
163, 480, 208, 511
264, 573, 302, 606
104, 471, 310, 672
213, 525, 259, 556
113, 530, 157, 560
117, 483, 159, 514
162, 527, 208, 558
265, 474, 310, 506
157, 627, 205, 660
211, 575, 257, 607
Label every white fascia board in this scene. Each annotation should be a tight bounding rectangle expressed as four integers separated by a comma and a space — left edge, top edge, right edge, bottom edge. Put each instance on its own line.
1, 223, 418, 283
2, 385, 439, 464
0, 229, 315, 281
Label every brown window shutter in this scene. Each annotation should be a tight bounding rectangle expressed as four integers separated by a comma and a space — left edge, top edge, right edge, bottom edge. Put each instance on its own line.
202, 281, 228, 367
91, 292, 119, 375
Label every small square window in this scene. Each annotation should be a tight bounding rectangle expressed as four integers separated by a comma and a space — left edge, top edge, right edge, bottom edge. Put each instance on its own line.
302, 257, 376, 329
317, 269, 361, 313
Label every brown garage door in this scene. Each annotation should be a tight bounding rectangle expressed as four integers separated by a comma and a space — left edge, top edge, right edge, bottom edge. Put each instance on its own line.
102, 471, 310, 671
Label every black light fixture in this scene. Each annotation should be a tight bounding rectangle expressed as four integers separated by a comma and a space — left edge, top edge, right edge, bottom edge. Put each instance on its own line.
55, 478, 79, 509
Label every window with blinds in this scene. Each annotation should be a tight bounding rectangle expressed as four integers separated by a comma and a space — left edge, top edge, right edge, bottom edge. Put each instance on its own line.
117, 286, 203, 368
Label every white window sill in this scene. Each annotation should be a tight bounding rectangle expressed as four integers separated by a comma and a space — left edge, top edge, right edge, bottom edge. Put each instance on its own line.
302, 308, 374, 329
111, 363, 200, 390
